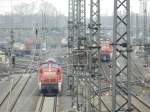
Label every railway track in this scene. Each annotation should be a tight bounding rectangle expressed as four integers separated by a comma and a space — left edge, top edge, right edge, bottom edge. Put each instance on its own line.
116, 93, 150, 112
9, 75, 31, 112
102, 85, 150, 112
0, 75, 31, 112
131, 94, 150, 112
0, 76, 22, 107
97, 63, 150, 112
0, 73, 10, 81
35, 95, 57, 112
101, 93, 150, 112
53, 97, 57, 112
35, 96, 45, 112
15, 63, 37, 71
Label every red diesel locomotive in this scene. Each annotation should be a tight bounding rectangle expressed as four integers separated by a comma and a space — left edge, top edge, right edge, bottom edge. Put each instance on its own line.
38, 59, 62, 95
100, 40, 112, 62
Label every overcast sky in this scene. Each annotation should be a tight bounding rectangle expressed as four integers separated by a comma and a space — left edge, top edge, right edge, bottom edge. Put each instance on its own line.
0, 0, 149, 16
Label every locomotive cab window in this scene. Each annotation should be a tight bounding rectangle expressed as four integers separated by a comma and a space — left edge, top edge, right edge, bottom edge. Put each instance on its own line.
51, 63, 59, 68
42, 63, 49, 69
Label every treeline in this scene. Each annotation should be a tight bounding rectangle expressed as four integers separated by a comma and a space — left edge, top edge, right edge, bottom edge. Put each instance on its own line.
0, 1, 67, 42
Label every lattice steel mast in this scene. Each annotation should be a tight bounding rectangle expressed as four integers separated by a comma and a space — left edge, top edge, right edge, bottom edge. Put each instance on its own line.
77, 0, 86, 49
67, 0, 75, 108
142, 0, 149, 66
143, 0, 147, 43
87, 0, 102, 111
136, 14, 139, 41
68, 0, 87, 111
89, 0, 101, 42
75, 0, 86, 111
112, 0, 132, 111
68, 0, 74, 48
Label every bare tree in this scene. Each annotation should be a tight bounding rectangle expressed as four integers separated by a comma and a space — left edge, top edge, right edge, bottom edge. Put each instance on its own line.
14, 2, 36, 15
39, 1, 57, 16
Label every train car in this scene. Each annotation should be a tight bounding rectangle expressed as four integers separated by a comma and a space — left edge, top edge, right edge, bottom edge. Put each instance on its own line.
38, 59, 62, 95
100, 40, 112, 62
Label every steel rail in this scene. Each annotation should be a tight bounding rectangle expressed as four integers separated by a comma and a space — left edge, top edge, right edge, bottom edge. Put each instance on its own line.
0, 76, 22, 107
35, 96, 45, 112
9, 75, 31, 112
117, 85, 150, 112
53, 97, 57, 112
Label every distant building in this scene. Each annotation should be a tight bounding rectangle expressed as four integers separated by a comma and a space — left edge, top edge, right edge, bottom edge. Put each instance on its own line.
0, 50, 7, 64
14, 42, 25, 50
0, 41, 8, 49
0, 41, 9, 64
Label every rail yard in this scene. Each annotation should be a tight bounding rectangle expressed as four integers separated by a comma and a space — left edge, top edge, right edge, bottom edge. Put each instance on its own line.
0, 0, 150, 112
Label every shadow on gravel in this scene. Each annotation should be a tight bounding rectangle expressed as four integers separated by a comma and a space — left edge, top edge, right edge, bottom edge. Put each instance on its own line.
44, 94, 58, 97
33, 88, 40, 96
0, 64, 9, 73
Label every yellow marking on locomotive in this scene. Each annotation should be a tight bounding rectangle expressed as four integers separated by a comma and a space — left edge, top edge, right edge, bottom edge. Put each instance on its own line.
44, 71, 55, 77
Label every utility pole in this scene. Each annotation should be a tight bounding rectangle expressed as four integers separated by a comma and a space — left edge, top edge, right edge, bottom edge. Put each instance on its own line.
142, 0, 149, 66
143, 0, 147, 43
10, 30, 15, 67
112, 0, 132, 111
9, 0, 15, 68
136, 14, 139, 41
41, 7, 48, 56
7, 1, 15, 112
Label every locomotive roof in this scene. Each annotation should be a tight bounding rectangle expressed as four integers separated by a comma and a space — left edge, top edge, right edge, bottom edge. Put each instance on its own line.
40, 59, 59, 66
